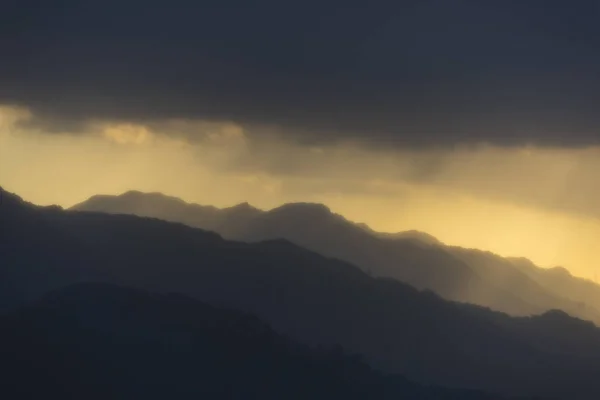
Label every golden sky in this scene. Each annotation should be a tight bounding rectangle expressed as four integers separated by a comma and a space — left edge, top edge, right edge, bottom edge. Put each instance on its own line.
1, 104, 599, 281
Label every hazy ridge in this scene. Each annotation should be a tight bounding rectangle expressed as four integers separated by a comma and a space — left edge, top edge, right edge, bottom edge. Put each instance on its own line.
72, 190, 600, 325
1, 187, 600, 398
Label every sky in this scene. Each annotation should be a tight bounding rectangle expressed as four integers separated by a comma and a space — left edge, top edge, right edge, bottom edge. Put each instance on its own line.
2, 1, 600, 279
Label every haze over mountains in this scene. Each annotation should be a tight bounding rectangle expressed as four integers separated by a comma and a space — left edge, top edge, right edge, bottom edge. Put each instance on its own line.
2, 186, 600, 398
73, 190, 600, 324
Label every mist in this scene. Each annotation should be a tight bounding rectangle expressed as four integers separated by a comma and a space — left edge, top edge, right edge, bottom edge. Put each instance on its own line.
2, 104, 599, 280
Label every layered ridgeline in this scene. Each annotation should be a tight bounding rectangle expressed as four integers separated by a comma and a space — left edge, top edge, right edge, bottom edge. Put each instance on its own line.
1, 283, 510, 400
2, 187, 600, 398
72, 191, 600, 324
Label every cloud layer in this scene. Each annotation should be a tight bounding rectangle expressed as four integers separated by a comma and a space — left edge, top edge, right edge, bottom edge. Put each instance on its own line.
2, 0, 600, 147
4, 103, 600, 279
3, 2, 600, 278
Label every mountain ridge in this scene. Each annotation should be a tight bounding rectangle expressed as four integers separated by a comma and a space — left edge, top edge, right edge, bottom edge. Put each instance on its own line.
71, 190, 600, 325
4, 282, 519, 400
4, 187, 600, 398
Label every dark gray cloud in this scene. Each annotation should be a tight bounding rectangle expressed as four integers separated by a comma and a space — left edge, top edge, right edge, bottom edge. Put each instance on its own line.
2, 0, 600, 147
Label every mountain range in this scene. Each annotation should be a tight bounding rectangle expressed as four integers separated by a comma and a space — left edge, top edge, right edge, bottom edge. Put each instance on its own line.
72, 190, 600, 324
3, 282, 513, 400
3, 186, 600, 398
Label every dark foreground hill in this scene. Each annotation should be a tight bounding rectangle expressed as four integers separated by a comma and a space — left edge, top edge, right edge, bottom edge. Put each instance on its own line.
3, 187, 600, 398
72, 190, 600, 324
0, 283, 512, 400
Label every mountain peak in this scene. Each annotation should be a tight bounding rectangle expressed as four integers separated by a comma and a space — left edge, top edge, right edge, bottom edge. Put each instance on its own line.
270, 202, 332, 216
363, 227, 443, 246
121, 190, 146, 196
72, 190, 194, 212
547, 266, 572, 277
226, 201, 261, 213
120, 190, 187, 204
536, 309, 597, 330
394, 230, 442, 245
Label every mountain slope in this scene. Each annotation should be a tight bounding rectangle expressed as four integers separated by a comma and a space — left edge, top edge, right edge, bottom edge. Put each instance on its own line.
72, 191, 600, 324
0, 188, 600, 399
509, 257, 600, 311
446, 246, 600, 324
5, 187, 600, 398
3, 283, 512, 400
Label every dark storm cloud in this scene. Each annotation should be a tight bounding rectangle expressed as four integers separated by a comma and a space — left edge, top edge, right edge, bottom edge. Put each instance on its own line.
2, 0, 600, 147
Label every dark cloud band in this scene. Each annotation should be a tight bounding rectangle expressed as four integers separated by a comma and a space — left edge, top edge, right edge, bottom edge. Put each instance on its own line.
2, 0, 600, 147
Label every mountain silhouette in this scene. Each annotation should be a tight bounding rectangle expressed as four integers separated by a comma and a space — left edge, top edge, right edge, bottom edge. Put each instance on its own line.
355, 222, 443, 246
71, 191, 600, 324
3, 186, 600, 398
508, 257, 600, 314
1, 282, 517, 400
